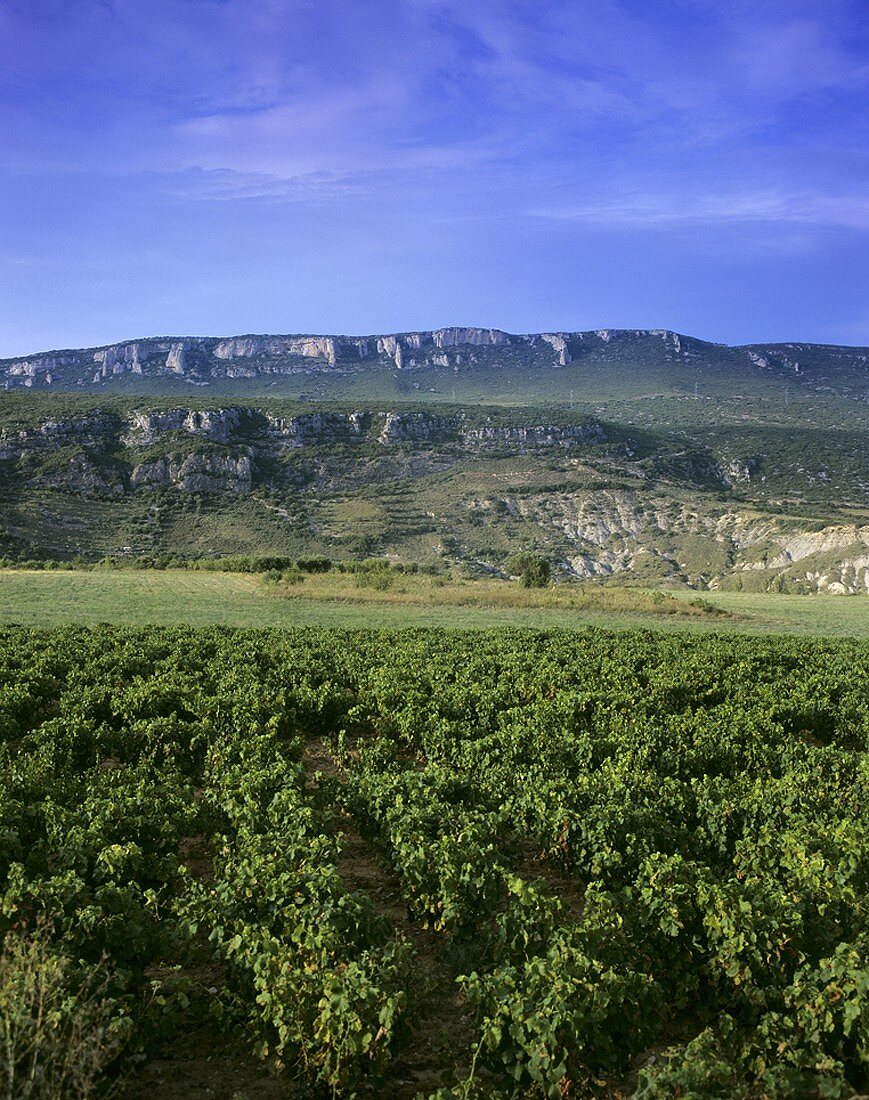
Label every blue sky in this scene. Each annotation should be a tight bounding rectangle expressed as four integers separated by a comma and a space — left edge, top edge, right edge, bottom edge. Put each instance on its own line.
1, 0, 868, 355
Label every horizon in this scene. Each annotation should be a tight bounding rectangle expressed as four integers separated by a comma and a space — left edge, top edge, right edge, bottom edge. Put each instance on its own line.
2, 1, 868, 356
3, 323, 869, 363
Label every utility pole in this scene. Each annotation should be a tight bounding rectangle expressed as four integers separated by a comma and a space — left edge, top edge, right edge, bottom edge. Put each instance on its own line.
569, 388, 574, 410
694, 381, 699, 398
785, 386, 790, 407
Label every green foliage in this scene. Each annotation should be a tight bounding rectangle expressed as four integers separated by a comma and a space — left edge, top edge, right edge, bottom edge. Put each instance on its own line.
0, 922, 131, 1100
354, 568, 394, 591
1, 625, 868, 1096
295, 556, 334, 573
506, 553, 551, 588
463, 945, 658, 1096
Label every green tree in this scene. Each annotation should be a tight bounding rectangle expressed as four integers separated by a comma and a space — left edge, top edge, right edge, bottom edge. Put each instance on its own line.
506, 552, 551, 588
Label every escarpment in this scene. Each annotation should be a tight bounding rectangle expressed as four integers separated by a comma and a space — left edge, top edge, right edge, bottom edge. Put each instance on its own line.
0, 399, 865, 593
3, 328, 866, 396
0, 405, 611, 497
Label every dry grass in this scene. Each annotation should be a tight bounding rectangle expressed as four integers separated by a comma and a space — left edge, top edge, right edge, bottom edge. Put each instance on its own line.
271, 571, 718, 618
0, 924, 128, 1100
1, 568, 865, 635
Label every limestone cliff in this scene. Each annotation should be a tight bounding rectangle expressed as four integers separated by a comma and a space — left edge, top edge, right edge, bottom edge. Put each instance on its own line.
130, 453, 252, 494
124, 408, 248, 446
4, 328, 865, 394
0, 402, 865, 592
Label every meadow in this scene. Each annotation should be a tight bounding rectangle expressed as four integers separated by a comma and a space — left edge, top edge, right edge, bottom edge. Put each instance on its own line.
1, 566, 868, 634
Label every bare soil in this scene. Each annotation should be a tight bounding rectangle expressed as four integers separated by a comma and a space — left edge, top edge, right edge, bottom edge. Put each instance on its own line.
306, 735, 480, 1097
120, 1025, 287, 1100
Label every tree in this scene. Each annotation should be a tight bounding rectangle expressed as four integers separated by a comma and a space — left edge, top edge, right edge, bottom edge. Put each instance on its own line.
506, 553, 551, 588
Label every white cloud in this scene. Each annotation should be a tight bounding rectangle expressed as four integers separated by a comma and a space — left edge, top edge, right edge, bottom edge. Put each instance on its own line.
729, 14, 869, 95
530, 189, 869, 231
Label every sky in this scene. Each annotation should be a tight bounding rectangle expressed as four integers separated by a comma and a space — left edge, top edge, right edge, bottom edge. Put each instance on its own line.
1, 0, 868, 356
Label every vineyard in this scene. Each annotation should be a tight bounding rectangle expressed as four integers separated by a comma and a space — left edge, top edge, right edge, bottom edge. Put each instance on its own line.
1, 625, 868, 1098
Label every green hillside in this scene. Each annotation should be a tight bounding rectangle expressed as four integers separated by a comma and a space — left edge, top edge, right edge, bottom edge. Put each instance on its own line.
1, 327, 866, 592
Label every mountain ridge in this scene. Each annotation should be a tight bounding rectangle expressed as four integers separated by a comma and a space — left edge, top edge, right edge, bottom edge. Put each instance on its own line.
3, 326, 867, 396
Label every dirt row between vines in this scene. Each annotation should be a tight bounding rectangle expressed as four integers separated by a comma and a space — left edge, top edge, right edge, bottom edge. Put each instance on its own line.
302, 735, 480, 1098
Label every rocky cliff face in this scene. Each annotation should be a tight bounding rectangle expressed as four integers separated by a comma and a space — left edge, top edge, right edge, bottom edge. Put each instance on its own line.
265, 411, 367, 444
479, 489, 869, 593
130, 453, 252, 494
5, 327, 865, 392
462, 423, 605, 447
124, 408, 249, 446
0, 402, 865, 592
378, 411, 452, 444
0, 407, 609, 460
1, 328, 531, 387
0, 406, 609, 498
0, 412, 120, 458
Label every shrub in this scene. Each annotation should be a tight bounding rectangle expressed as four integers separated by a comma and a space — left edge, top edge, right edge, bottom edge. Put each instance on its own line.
506, 553, 551, 588
0, 923, 130, 1100
355, 570, 393, 591
295, 557, 334, 574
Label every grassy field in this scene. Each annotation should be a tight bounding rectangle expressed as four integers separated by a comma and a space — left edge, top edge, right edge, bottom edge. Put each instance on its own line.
1, 568, 867, 635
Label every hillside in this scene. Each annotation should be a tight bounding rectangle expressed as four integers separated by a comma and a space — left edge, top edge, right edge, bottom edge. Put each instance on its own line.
2, 326, 866, 592
1, 391, 866, 593
3, 327, 868, 404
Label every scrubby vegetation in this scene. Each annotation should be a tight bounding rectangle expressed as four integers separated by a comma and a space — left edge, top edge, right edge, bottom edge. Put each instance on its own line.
264, 566, 720, 618
0, 391, 866, 593
0, 922, 129, 1100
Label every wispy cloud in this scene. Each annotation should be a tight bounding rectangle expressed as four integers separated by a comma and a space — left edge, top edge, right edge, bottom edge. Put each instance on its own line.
530, 190, 869, 232
2, 0, 868, 351
4, 1, 867, 179
728, 12, 869, 95
157, 166, 387, 203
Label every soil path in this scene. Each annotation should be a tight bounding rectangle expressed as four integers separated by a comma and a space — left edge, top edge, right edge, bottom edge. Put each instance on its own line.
302, 735, 479, 1098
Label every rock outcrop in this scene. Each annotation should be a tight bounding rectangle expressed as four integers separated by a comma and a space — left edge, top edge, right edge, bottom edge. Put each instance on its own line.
0, 412, 119, 458
0, 406, 609, 501
213, 335, 340, 365
265, 411, 366, 444
124, 408, 247, 446
432, 327, 510, 348
7, 327, 861, 391
378, 411, 452, 444
538, 334, 571, 365
462, 423, 605, 448
481, 489, 869, 592
130, 453, 252, 494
